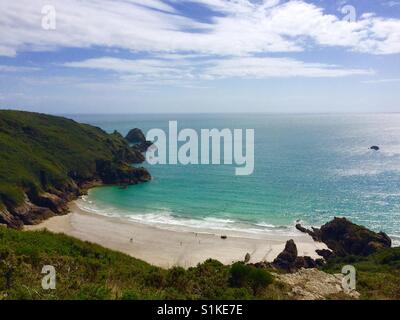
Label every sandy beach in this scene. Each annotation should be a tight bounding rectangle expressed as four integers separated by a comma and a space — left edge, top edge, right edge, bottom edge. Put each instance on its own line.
26, 202, 327, 268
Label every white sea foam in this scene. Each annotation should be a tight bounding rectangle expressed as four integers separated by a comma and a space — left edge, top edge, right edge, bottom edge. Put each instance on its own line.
75, 197, 295, 238
254, 222, 277, 228
76, 196, 400, 244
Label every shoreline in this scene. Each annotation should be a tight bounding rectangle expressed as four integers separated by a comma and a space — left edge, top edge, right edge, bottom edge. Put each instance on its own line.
25, 201, 327, 268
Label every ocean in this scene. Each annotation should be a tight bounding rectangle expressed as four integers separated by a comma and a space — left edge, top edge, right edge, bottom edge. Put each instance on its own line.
68, 114, 400, 244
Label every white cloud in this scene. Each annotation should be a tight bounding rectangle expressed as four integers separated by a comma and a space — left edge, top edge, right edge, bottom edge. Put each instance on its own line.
0, 65, 40, 72
384, 1, 400, 7
202, 56, 374, 78
63, 55, 373, 85
0, 0, 400, 57
363, 78, 400, 84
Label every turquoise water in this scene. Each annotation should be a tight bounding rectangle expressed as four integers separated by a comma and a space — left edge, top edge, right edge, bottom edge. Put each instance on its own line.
69, 114, 400, 243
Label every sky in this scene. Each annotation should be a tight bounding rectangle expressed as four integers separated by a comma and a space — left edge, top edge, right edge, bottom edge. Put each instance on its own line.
0, 0, 400, 114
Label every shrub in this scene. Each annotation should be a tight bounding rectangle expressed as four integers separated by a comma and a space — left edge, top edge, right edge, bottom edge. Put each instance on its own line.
229, 262, 273, 294
0, 227, 285, 300
248, 268, 273, 294
230, 262, 251, 287
145, 268, 167, 288
166, 267, 189, 291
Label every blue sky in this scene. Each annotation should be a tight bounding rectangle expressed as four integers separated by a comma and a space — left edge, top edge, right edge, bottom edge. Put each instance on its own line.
0, 0, 399, 113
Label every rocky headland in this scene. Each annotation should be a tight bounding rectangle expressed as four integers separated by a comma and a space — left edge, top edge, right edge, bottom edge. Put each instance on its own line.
0, 111, 152, 228
296, 217, 391, 258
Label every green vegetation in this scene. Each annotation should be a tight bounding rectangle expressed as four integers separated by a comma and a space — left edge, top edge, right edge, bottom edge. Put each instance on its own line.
0, 110, 136, 206
230, 262, 273, 294
1, 110, 399, 300
0, 110, 148, 227
0, 226, 285, 300
1, 223, 399, 300
322, 247, 400, 300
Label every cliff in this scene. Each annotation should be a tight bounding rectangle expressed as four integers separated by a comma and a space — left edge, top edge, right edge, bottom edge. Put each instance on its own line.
0, 110, 151, 228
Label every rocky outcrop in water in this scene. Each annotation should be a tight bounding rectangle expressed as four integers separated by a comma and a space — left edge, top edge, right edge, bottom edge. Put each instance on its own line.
296, 217, 391, 258
125, 128, 146, 143
125, 128, 153, 154
132, 141, 153, 153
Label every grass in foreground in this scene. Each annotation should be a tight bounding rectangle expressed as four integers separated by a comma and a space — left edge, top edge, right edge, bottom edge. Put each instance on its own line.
0, 226, 288, 300
322, 247, 400, 300
2, 225, 400, 300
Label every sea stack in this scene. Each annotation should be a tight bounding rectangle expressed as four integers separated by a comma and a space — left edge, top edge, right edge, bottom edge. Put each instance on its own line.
125, 128, 147, 144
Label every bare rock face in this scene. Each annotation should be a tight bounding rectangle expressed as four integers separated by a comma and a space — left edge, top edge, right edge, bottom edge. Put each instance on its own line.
26, 192, 67, 214
294, 256, 320, 269
1, 149, 152, 230
275, 268, 360, 300
132, 141, 153, 153
125, 128, 153, 154
95, 160, 151, 185
136, 167, 152, 182
0, 194, 56, 228
296, 217, 391, 258
273, 240, 298, 271
295, 224, 319, 241
0, 111, 154, 229
315, 249, 333, 260
0, 207, 20, 228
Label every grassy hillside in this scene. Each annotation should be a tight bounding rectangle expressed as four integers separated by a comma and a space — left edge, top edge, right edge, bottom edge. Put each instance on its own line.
322, 247, 400, 299
0, 110, 149, 227
0, 226, 286, 300
1, 225, 399, 300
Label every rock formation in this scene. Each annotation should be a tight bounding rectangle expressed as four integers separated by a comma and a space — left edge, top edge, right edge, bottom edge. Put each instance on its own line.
296, 217, 391, 258
0, 111, 152, 229
125, 128, 153, 153
125, 128, 146, 143
272, 240, 298, 271
275, 268, 360, 300
132, 140, 153, 153
272, 240, 323, 272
